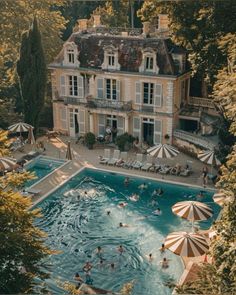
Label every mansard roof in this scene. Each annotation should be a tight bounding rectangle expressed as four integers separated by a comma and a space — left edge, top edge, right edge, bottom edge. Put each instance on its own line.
53, 31, 187, 76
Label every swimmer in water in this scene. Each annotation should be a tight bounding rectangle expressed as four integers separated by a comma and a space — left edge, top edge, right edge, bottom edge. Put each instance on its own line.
145, 253, 154, 262
124, 177, 130, 187
110, 262, 115, 270
119, 222, 129, 228
159, 244, 165, 253
117, 245, 125, 254
107, 210, 111, 216
153, 208, 162, 216
96, 246, 103, 255
83, 262, 92, 274
157, 188, 164, 196
138, 183, 148, 190
129, 193, 139, 202
118, 202, 128, 208
196, 191, 204, 200
160, 257, 170, 268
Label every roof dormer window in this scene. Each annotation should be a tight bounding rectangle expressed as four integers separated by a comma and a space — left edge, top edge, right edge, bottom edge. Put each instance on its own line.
102, 46, 120, 70
145, 56, 154, 70
139, 48, 159, 74
63, 42, 79, 67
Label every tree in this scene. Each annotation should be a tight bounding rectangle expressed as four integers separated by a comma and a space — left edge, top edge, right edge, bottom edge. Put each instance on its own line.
17, 18, 47, 132
0, 131, 53, 293
138, 0, 236, 96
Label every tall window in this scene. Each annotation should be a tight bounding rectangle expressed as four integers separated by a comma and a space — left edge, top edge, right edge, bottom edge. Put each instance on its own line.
145, 56, 154, 70
67, 48, 75, 64
143, 83, 154, 104
106, 79, 117, 100
69, 76, 78, 96
108, 53, 115, 67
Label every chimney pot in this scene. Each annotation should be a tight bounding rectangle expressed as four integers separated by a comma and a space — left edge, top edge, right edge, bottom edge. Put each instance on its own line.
78, 19, 88, 31
142, 21, 151, 37
93, 15, 101, 27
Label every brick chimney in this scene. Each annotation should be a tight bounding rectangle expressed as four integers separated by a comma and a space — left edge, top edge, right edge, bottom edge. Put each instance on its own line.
93, 15, 101, 27
158, 14, 169, 30
142, 21, 151, 36
78, 19, 88, 31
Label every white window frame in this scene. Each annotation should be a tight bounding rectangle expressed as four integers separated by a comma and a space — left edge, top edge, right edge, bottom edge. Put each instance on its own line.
68, 75, 78, 97
63, 42, 80, 66
145, 56, 154, 70
139, 48, 159, 74
143, 82, 154, 105
102, 46, 120, 70
106, 79, 117, 100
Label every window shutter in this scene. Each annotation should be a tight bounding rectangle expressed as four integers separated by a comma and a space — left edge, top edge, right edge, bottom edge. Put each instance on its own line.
78, 76, 84, 98
117, 117, 124, 135
154, 120, 162, 144
154, 84, 162, 107
79, 110, 85, 134
60, 75, 66, 96
60, 107, 67, 130
135, 82, 141, 104
97, 78, 104, 99
133, 117, 141, 139
116, 80, 120, 101
98, 114, 106, 135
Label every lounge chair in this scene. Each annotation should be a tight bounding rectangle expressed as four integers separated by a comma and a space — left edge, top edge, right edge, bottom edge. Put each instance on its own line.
149, 164, 161, 173
99, 149, 111, 164
141, 155, 154, 171
179, 169, 191, 176
158, 165, 171, 174
108, 150, 121, 165
116, 152, 128, 167
123, 157, 134, 169
132, 153, 144, 169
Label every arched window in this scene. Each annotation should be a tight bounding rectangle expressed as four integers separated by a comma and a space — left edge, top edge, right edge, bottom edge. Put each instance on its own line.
102, 45, 120, 70
139, 48, 159, 74
63, 42, 79, 66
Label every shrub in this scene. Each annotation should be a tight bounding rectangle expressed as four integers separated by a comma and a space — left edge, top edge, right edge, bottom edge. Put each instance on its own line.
84, 132, 96, 149
115, 132, 135, 151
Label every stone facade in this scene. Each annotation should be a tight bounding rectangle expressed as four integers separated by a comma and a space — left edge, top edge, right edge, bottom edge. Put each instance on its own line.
49, 18, 190, 145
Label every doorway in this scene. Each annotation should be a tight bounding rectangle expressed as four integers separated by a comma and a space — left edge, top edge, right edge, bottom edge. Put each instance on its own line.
142, 118, 154, 145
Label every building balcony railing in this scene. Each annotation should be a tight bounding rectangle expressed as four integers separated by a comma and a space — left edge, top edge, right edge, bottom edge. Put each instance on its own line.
174, 129, 215, 150
86, 98, 132, 112
63, 97, 86, 105
189, 96, 215, 109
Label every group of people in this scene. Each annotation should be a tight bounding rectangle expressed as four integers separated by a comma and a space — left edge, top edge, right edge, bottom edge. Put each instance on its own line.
74, 245, 125, 289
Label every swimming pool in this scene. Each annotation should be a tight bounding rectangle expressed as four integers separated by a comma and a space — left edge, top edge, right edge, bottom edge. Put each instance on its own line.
25, 156, 66, 187
35, 168, 220, 294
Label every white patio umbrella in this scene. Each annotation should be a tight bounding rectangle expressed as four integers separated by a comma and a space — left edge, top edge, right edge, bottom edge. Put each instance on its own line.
172, 200, 213, 230
8, 122, 33, 137
27, 127, 36, 145
213, 191, 234, 207
0, 157, 18, 172
66, 141, 73, 160
147, 144, 179, 159
198, 150, 221, 173
164, 231, 209, 257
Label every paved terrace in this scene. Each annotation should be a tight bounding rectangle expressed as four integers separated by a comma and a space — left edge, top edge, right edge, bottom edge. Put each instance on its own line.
13, 135, 216, 205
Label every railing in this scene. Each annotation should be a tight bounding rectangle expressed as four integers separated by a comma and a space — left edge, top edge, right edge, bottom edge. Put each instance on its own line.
64, 97, 86, 105
137, 105, 154, 113
174, 129, 215, 150
86, 98, 132, 112
189, 96, 215, 109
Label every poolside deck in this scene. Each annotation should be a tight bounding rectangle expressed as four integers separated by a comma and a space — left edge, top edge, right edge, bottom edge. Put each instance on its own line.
13, 135, 216, 203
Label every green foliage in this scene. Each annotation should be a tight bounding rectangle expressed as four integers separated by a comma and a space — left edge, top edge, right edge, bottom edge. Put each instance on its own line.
84, 132, 96, 148
138, 0, 236, 96
0, 131, 53, 293
17, 18, 47, 133
115, 132, 135, 151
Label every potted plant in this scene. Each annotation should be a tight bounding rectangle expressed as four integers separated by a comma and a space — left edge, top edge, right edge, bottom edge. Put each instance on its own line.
84, 132, 96, 149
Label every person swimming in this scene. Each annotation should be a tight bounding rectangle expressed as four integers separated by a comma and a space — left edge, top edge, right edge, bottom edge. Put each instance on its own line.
118, 202, 128, 208
74, 272, 84, 288
83, 262, 93, 274
110, 262, 115, 270
119, 222, 129, 228
160, 257, 170, 268
146, 253, 154, 262
151, 198, 158, 206
157, 188, 164, 196
117, 245, 125, 254
96, 246, 103, 255
159, 243, 165, 253
138, 183, 148, 190
107, 210, 111, 216
129, 194, 139, 202
124, 177, 130, 187
153, 208, 162, 216
196, 191, 204, 200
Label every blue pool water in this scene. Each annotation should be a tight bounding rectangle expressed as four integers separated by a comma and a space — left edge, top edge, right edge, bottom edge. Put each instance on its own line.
26, 156, 65, 187
35, 168, 220, 295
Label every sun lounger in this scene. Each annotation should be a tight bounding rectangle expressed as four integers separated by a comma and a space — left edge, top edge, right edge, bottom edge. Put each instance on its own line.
158, 166, 171, 174
116, 152, 128, 167
141, 155, 154, 171
108, 150, 121, 165
149, 164, 161, 173
99, 149, 111, 164
132, 153, 144, 169
179, 169, 191, 176
123, 158, 134, 169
